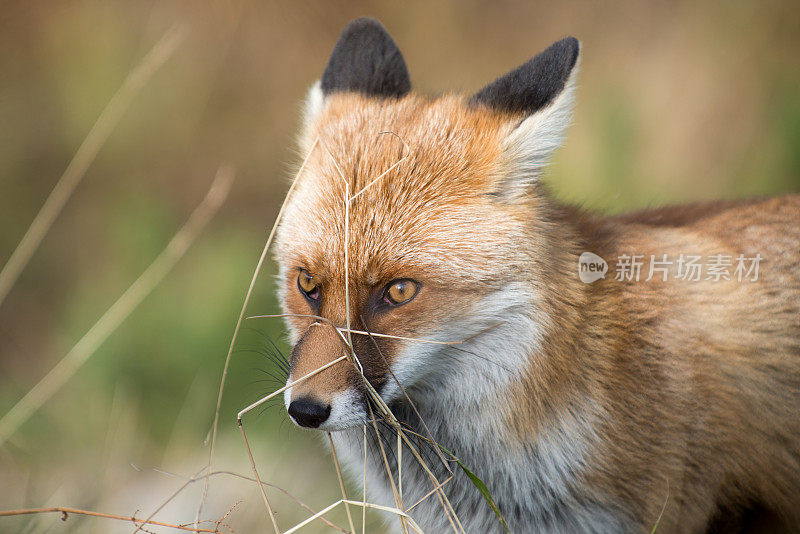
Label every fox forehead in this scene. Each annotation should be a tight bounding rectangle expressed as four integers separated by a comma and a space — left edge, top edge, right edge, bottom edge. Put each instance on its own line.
276, 93, 535, 284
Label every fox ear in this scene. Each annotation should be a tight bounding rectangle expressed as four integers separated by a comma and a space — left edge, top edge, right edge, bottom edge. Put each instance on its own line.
471, 37, 580, 199
321, 18, 411, 99
299, 18, 410, 151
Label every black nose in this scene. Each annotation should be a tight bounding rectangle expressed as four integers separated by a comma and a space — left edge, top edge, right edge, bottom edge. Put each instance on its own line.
288, 398, 331, 428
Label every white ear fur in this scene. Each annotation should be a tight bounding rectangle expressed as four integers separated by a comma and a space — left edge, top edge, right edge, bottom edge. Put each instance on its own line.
298, 81, 325, 153
499, 64, 579, 199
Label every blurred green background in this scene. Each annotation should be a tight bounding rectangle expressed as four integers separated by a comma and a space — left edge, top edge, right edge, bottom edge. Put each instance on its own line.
1, 1, 798, 532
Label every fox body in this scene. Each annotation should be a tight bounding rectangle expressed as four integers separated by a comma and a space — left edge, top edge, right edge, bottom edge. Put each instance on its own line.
274, 19, 800, 533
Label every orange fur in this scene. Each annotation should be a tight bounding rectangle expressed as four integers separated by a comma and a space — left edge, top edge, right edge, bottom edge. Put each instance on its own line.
275, 42, 800, 534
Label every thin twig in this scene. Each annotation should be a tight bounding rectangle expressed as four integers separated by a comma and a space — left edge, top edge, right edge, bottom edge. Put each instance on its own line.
152, 468, 347, 534
238, 419, 279, 533
0, 507, 219, 532
0, 166, 234, 446
131, 466, 208, 534
282, 499, 425, 534
0, 24, 187, 308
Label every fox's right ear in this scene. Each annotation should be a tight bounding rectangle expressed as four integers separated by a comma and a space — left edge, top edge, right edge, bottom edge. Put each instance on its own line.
300, 18, 410, 147
471, 37, 580, 200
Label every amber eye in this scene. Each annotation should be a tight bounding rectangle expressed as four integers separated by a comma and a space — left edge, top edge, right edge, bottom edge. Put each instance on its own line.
297, 269, 320, 301
384, 279, 419, 306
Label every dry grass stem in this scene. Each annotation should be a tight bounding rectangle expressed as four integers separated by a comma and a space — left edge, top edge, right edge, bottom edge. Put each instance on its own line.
0, 24, 187, 308
407, 475, 455, 512
360, 323, 451, 472
282, 499, 425, 534
151, 468, 348, 534
282, 500, 345, 534
0, 507, 223, 533
132, 466, 209, 534
238, 419, 280, 533
0, 166, 234, 447
328, 432, 357, 533
366, 403, 409, 534
651, 480, 670, 533
362, 424, 368, 534
198, 137, 320, 520
247, 314, 502, 347
318, 138, 355, 356
349, 131, 410, 201
342, 499, 423, 533
237, 354, 348, 419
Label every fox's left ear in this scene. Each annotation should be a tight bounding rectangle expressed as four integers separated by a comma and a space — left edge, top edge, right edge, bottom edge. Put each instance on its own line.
471, 37, 580, 199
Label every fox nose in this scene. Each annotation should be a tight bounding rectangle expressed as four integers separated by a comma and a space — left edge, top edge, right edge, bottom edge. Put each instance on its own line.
288, 398, 331, 428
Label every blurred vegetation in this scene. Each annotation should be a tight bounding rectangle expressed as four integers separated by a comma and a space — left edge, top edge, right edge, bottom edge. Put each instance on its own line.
0, 1, 798, 532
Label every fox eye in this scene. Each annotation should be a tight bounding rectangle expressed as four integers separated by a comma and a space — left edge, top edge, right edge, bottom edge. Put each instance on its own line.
384, 279, 419, 306
298, 269, 320, 301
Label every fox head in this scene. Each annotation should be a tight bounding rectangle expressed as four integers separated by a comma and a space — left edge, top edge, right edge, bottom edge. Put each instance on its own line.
275, 18, 580, 430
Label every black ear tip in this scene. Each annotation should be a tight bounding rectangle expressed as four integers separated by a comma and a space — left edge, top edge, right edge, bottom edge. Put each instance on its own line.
343, 17, 388, 33
560, 36, 580, 51
470, 36, 581, 116
551, 36, 581, 67
332, 17, 397, 49
321, 17, 411, 98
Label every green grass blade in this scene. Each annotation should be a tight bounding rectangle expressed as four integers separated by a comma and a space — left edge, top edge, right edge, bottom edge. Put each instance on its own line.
437, 444, 510, 533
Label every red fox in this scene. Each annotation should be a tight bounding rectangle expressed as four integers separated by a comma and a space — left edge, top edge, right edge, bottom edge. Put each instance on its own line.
274, 18, 800, 533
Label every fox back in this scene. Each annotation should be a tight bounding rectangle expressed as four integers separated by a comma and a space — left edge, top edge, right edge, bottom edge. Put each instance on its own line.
274, 18, 800, 533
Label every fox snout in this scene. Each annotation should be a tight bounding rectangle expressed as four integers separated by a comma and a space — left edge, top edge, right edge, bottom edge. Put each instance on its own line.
284, 322, 369, 430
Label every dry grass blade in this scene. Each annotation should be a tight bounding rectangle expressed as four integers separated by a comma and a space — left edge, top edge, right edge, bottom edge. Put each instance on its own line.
248, 318, 467, 526
152, 468, 348, 534
342, 499, 423, 533
407, 475, 455, 512
366, 403, 408, 534
282, 500, 345, 534
237, 354, 348, 419
362, 424, 368, 534
197, 137, 320, 521
317, 138, 355, 352
328, 433, 357, 533
131, 466, 208, 534
349, 131, 410, 201
360, 321, 451, 473
0, 507, 221, 532
282, 499, 425, 534
247, 314, 503, 347
0, 24, 187, 308
0, 166, 234, 447
238, 419, 280, 533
